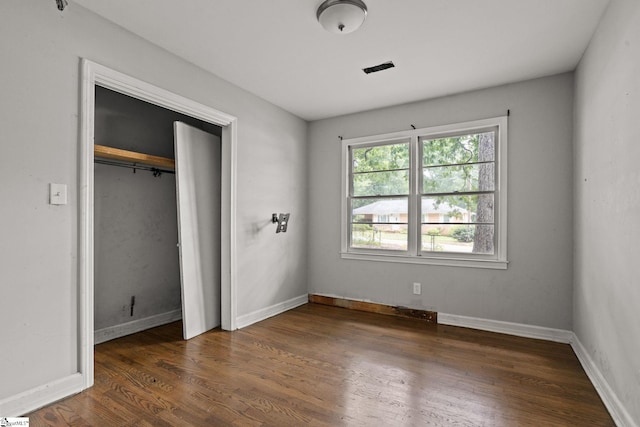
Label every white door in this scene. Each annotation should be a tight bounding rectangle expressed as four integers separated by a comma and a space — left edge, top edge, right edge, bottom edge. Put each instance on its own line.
174, 122, 221, 339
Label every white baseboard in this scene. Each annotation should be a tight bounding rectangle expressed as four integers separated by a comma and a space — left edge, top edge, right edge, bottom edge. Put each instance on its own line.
571, 334, 638, 427
438, 312, 573, 343
0, 373, 84, 417
94, 309, 182, 344
236, 294, 308, 329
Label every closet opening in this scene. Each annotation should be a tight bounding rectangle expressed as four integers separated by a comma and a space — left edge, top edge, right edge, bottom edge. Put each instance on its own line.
93, 86, 222, 344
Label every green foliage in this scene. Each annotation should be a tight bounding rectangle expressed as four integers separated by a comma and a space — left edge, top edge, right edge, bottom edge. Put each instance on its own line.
422, 133, 494, 194
423, 134, 481, 166
451, 226, 475, 242
352, 143, 410, 172
352, 223, 373, 233
352, 143, 410, 196
426, 228, 442, 236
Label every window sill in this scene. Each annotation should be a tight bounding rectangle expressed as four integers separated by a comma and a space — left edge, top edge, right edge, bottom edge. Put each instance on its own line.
340, 251, 509, 270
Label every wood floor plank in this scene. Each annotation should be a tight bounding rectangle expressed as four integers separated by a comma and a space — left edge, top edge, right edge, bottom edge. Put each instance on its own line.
27, 303, 614, 426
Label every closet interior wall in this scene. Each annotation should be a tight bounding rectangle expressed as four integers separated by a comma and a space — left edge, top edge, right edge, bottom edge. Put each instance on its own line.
94, 86, 221, 338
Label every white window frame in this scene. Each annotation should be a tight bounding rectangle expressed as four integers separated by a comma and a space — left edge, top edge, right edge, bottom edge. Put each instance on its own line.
340, 116, 508, 269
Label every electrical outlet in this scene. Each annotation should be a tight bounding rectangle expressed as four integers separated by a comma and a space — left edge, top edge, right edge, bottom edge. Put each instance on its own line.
413, 282, 421, 295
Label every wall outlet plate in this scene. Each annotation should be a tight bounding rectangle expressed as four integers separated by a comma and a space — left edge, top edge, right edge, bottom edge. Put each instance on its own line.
413, 282, 421, 295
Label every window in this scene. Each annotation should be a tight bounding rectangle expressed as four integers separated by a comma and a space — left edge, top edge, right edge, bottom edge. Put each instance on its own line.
377, 214, 391, 223
341, 117, 508, 269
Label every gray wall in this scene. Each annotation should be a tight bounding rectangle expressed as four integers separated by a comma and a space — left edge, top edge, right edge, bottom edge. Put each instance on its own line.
94, 87, 221, 332
307, 73, 575, 330
574, 0, 640, 423
94, 162, 180, 330
0, 1, 307, 400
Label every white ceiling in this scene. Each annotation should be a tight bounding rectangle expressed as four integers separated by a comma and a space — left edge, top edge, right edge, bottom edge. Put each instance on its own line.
73, 0, 610, 121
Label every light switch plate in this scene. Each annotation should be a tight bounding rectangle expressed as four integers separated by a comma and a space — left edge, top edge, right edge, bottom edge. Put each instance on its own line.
50, 183, 67, 205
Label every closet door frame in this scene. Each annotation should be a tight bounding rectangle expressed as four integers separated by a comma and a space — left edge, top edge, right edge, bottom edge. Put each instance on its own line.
79, 59, 238, 390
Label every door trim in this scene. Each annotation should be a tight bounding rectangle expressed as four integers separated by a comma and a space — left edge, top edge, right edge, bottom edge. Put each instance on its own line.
79, 59, 238, 390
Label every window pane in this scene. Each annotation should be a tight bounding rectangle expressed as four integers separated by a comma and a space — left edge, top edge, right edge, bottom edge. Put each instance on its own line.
353, 170, 409, 196
422, 131, 495, 167
423, 163, 494, 194
421, 194, 494, 224
352, 224, 408, 251
352, 198, 408, 223
351, 197, 408, 250
352, 143, 410, 173
421, 224, 494, 254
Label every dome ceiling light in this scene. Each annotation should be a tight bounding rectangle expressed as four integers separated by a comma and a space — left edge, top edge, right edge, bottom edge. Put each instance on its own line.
316, 0, 368, 34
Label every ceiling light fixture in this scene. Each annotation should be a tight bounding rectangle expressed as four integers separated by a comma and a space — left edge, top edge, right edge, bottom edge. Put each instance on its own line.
317, 0, 368, 34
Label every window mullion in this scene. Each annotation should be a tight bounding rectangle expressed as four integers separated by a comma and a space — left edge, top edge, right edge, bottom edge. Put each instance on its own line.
407, 136, 419, 255
343, 145, 353, 252
416, 136, 423, 255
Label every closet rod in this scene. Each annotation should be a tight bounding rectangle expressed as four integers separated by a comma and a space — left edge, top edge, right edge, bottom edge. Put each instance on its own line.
94, 158, 175, 175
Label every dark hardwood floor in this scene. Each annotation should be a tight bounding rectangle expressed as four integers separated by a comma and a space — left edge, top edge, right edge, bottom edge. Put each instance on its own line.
28, 303, 614, 426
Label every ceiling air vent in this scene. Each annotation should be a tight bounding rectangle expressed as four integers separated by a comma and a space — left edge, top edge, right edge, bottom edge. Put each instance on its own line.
362, 61, 395, 74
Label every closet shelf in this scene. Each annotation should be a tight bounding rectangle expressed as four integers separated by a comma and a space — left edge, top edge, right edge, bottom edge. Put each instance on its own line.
94, 144, 175, 170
